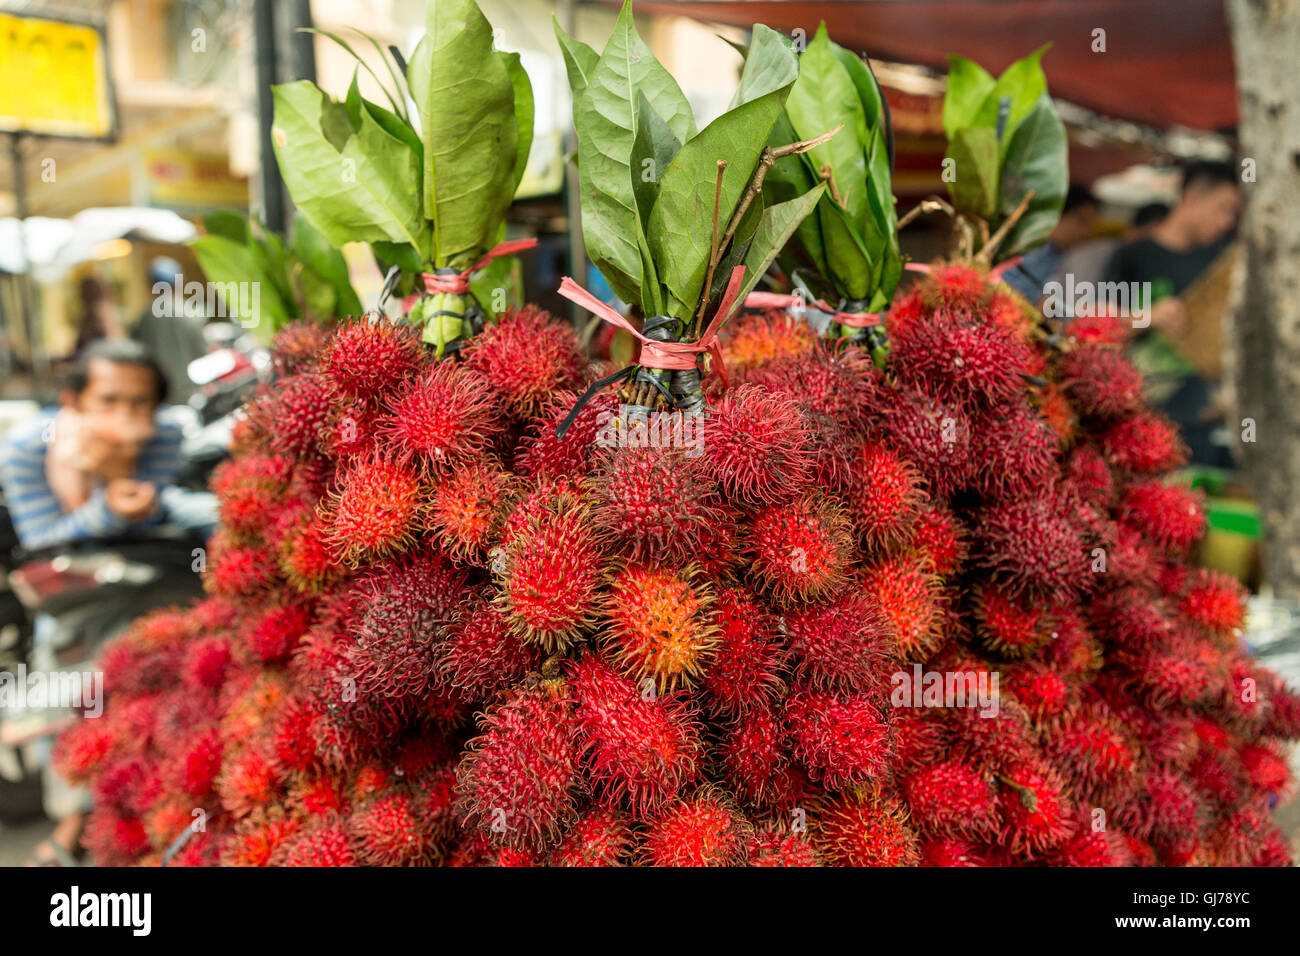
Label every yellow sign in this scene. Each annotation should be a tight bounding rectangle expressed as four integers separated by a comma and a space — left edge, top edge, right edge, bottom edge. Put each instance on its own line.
0, 13, 114, 139
147, 150, 249, 209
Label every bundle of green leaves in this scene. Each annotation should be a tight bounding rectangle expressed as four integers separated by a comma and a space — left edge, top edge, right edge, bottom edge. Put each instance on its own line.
269, 0, 532, 348
941, 46, 1069, 261
764, 23, 902, 326
555, 3, 826, 364
191, 211, 362, 339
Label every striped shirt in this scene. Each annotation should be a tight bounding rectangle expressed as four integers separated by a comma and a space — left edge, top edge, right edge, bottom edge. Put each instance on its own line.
1, 409, 184, 551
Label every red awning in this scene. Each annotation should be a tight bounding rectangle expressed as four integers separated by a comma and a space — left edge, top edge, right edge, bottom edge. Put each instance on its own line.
620, 0, 1237, 131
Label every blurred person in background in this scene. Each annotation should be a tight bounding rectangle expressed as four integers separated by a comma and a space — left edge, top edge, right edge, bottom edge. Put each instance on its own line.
1054, 201, 1170, 291
1, 339, 216, 552
1001, 185, 1102, 303
70, 275, 125, 359
132, 256, 209, 404
1104, 160, 1241, 466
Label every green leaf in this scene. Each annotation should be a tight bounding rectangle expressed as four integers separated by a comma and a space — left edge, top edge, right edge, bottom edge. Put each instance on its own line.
834, 45, 886, 137
500, 52, 535, 193
407, 0, 517, 267
371, 241, 424, 278
945, 126, 1000, 221
997, 93, 1068, 257
304, 27, 408, 120
562, 0, 696, 308
763, 111, 827, 280
630, 90, 681, 229
942, 55, 996, 139
202, 210, 249, 244
975, 44, 1050, 151
290, 211, 363, 316
818, 200, 872, 300
784, 24, 868, 232
729, 24, 796, 109
734, 184, 827, 312
647, 88, 790, 318
271, 81, 424, 251
553, 20, 599, 100
361, 94, 422, 159
191, 234, 292, 341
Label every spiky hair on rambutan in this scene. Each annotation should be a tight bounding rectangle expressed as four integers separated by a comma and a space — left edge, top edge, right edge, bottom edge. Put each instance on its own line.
748, 823, 823, 866
878, 386, 975, 498
348, 548, 469, 705
322, 453, 425, 565
784, 682, 891, 790
550, 807, 636, 866
378, 361, 500, 475
1119, 480, 1206, 554
974, 583, 1051, 658
211, 453, 295, 538
428, 457, 515, 563
603, 562, 717, 692
205, 540, 280, 599
494, 490, 606, 650
514, 389, 618, 479
244, 601, 315, 664
903, 760, 1000, 840
272, 818, 356, 867
270, 320, 330, 375
439, 593, 543, 704
701, 587, 787, 714
277, 509, 345, 594
718, 702, 803, 812
252, 372, 335, 461
1045, 704, 1138, 804
840, 440, 927, 549
350, 790, 435, 866
460, 305, 586, 418
785, 590, 894, 693
722, 309, 817, 377
639, 790, 753, 867
997, 759, 1076, 857
1098, 411, 1188, 474
965, 398, 1060, 501
918, 262, 990, 312
320, 318, 424, 407
745, 494, 854, 604
590, 445, 728, 565
743, 345, 881, 433
812, 788, 921, 866
455, 679, 578, 849
976, 489, 1091, 602
1055, 818, 1135, 867
568, 653, 703, 815
1116, 767, 1205, 850
1057, 344, 1145, 420
906, 504, 968, 577
1178, 568, 1246, 637
701, 384, 814, 505
860, 555, 944, 661
890, 306, 1035, 409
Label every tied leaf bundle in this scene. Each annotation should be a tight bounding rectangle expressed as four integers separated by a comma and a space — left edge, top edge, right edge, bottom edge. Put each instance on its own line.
762, 23, 902, 353
940, 46, 1068, 263
269, 0, 532, 351
555, 2, 827, 418
191, 211, 363, 340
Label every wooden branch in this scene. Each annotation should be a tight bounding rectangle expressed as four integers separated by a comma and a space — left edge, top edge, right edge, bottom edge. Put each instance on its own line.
694, 160, 728, 333
977, 189, 1036, 266
896, 195, 956, 231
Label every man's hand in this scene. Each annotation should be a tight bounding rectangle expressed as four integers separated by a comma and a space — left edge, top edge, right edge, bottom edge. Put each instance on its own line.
105, 479, 158, 522
1150, 297, 1187, 335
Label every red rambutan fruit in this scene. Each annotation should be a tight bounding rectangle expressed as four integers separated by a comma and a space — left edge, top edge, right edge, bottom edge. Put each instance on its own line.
702, 384, 813, 505
513, 390, 618, 479
815, 789, 920, 866
550, 807, 635, 866
701, 587, 786, 714
747, 495, 854, 603
975, 584, 1050, 658
604, 563, 717, 691
749, 825, 823, 866
904, 760, 999, 839
840, 441, 927, 548
966, 399, 1059, 500
639, 792, 753, 867
591, 446, 727, 564
278, 510, 345, 593
246, 602, 314, 664
785, 590, 893, 693
351, 791, 433, 866
977, 491, 1090, 602
784, 683, 890, 789
496, 493, 605, 650
719, 703, 801, 811
440, 594, 543, 703
906, 504, 968, 577
379, 361, 500, 474
261, 373, 335, 460
1179, 568, 1246, 636
722, 310, 817, 376
321, 319, 423, 406
428, 457, 514, 563
861, 556, 944, 661
462, 305, 585, 418
1099, 411, 1187, 473
997, 760, 1074, 856
892, 309, 1034, 408
568, 653, 702, 816
275, 820, 356, 867
1058, 345, 1144, 419
324, 454, 424, 565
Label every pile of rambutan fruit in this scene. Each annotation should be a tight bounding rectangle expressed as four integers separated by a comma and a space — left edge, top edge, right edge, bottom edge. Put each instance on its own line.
55, 0, 1298, 866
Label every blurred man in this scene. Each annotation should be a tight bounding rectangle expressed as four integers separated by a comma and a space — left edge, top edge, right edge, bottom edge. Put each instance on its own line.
1103, 161, 1241, 466
1054, 201, 1170, 292
1001, 185, 1101, 303
1, 339, 213, 551
132, 257, 209, 404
